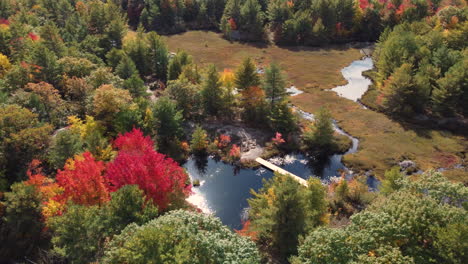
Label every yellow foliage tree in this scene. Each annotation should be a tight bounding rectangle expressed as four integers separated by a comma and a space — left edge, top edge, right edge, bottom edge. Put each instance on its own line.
220, 68, 235, 88
0, 52, 11, 77
93, 84, 132, 121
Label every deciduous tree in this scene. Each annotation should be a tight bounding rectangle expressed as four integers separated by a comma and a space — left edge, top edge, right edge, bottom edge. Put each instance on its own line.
106, 129, 191, 210
92, 84, 132, 123
56, 152, 109, 206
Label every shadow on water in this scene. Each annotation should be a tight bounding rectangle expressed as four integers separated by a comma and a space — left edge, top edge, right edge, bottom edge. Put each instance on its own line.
193, 154, 209, 175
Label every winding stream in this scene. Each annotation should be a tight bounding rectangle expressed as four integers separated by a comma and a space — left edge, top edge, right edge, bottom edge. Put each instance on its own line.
331, 57, 373, 101
185, 56, 377, 229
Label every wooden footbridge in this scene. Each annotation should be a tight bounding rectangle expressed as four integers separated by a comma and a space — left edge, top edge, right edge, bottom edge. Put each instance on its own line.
255, 157, 308, 186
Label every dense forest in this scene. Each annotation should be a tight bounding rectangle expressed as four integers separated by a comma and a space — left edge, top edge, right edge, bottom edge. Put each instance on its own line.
0, 0, 466, 263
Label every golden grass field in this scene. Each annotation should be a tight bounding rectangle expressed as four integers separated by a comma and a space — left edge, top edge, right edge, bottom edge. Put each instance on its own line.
164, 31, 467, 181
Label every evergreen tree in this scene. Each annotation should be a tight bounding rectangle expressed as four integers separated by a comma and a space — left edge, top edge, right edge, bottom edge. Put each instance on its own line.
39, 21, 66, 56
140, 0, 160, 30
190, 125, 208, 154
303, 107, 334, 151
115, 55, 139, 79
432, 60, 466, 116
123, 74, 147, 98
152, 97, 184, 148
268, 101, 297, 134
167, 51, 192, 81
48, 129, 84, 170
240, 0, 265, 40
234, 57, 260, 91
0, 183, 46, 261
221, 0, 242, 36
263, 62, 287, 109
106, 48, 126, 70
124, 29, 150, 76
113, 106, 144, 134
167, 56, 182, 81
29, 44, 61, 86
147, 32, 169, 81
248, 173, 326, 260
201, 64, 225, 116
382, 63, 419, 115
104, 18, 127, 51
380, 167, 405, 195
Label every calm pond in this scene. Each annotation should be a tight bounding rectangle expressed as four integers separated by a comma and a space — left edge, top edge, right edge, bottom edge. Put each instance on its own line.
184, 57, 377, 229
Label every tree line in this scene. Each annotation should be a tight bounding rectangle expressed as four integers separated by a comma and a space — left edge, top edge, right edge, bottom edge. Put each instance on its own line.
369, 10, 467, 117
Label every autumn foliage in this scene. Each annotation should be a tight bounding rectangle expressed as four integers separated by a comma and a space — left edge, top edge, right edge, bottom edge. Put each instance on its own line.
106, 129, 191, 210
218, 134, 231, 149
228, 144, 241, 160
56, 152, 109, 206
272, 132, 285, 145
25, 160, 65, 217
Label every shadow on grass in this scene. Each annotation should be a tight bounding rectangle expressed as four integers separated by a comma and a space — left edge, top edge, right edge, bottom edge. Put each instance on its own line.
385, 112, 468, 139
277, 44, 352, 53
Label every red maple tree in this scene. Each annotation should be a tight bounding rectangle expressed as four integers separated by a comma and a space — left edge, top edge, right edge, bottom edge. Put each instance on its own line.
106, 129, 191, 210
56, 152, 109, 206
113, 128, 154, 154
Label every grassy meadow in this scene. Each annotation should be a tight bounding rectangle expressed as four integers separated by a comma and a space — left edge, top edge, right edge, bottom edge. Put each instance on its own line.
164, 31, 467, 180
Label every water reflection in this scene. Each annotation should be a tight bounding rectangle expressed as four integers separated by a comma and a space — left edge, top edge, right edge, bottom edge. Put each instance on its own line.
184, 157, 275, 229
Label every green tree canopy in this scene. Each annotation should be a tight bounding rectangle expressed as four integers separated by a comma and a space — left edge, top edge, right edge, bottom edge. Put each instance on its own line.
248, 173, 327, 260
263, 62, 286, 109
235, 57, 260, 91
102, 210, 261, 264
293, 171, 468, 264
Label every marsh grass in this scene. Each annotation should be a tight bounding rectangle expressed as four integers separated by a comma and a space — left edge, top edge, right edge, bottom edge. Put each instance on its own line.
165, 31, 467, 180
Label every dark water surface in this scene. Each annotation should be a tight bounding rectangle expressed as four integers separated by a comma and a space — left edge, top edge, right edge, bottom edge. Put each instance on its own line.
184, 153, 349, 229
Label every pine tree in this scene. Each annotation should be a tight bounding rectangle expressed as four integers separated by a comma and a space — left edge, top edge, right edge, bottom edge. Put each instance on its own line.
152, 96, 184, 148
190, 125, 208, 154
123, 74, 146, 97
263, 62, 287, 109
115, 56, 139, 79
380, 167, 405, 195
124, 29, 150, 76
167, 51, 192, 81
167, 56, 182, 81
304, 107, 334, 151
248, 173, 309, 260
268, 101, 297, 134
29, 44, 61, 86
240, 0, 265, 39
147, 32, 169, 81
382, 63, 418, 115
234, 57, 260, 91
432, 60, 466, 116
201, 64, 225, 116
39, 21, 66, 56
